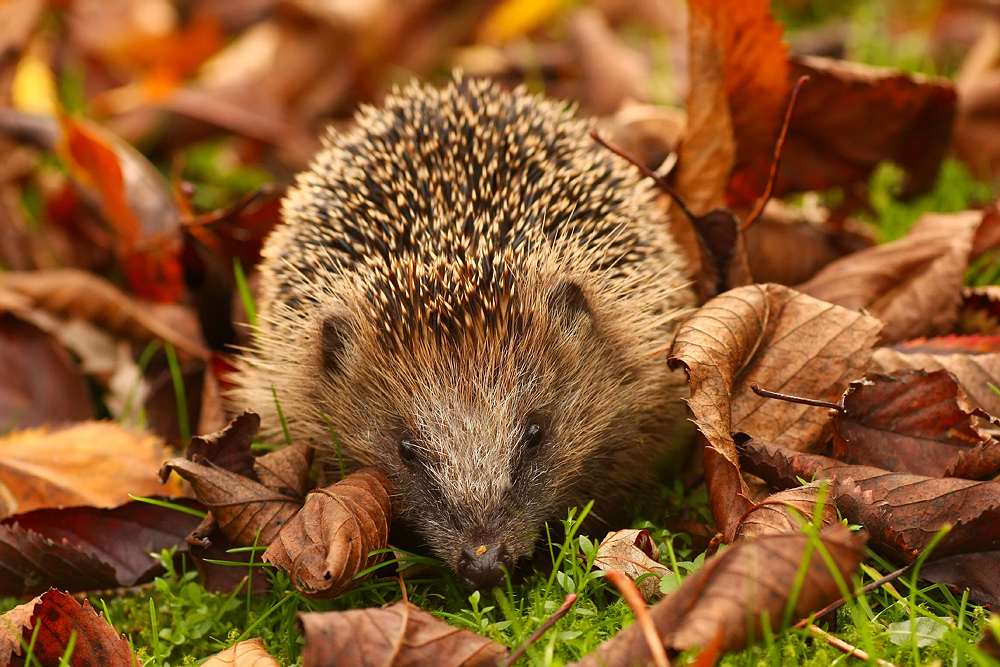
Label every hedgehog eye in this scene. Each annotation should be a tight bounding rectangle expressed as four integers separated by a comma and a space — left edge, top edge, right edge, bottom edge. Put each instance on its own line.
521, 421, 544, 451
398, 432, 420, 466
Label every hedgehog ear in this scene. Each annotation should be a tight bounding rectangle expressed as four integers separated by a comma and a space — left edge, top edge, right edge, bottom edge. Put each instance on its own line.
548, 279, 594, 332
320, 314, 351, 374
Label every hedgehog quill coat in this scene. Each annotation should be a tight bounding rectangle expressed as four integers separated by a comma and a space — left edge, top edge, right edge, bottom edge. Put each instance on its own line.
233, 76, 695, 589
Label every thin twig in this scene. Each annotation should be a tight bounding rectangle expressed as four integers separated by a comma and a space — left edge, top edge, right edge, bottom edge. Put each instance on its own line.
807, 624, 899, 667
182, 183, 278, 227
605, 571, 671, 667
500, 594, 578, 667
590, 130, 698, 223
793, 564, 913, 630
740, 75, 809, 231
750, 382, 845, 413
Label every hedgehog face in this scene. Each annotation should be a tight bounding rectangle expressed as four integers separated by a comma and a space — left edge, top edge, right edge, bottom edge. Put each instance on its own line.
316, 275, 656, 589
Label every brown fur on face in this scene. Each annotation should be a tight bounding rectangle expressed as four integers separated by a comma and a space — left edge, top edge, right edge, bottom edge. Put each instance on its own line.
230, 75, 695, 573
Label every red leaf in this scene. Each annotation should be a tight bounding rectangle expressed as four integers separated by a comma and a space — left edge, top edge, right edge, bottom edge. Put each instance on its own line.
1, 589, 137, 666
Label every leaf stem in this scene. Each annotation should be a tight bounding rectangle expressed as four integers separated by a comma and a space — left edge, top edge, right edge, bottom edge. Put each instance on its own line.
750, 382, 845, 413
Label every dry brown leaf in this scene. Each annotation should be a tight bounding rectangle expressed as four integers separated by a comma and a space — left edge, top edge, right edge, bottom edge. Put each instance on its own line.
960, 286, 1000, 336
738, 438, 1000, 563
678, 0, 789, 213
778, 55, 956, 200
0, 422, 182, 517
201, 638, 280, 667
593, 529, 671, 601
714, 3, 790, 208
185, 411, 263, 481
599, 102, 685, 174
954, 22, 1000, 182
0, 314, 93, 430
0, 269, 210, 361
744, 203, 875, 286
300, 600, 508, 666
870, 347, 1000, 413
918, 551, 1000, 610
263, 468, 394, 598
0, 593, 38, 666
669, 283, 882, 540
734, 481, 839, 542
669, 0, 735, 282
254, 441, 314, 499
161, 411, 315, 547
798, 211, 982, 345
575, 525, 866, 666
161, 455, 301, 548
832, 370, 1000, 477
567, 8, 648, 115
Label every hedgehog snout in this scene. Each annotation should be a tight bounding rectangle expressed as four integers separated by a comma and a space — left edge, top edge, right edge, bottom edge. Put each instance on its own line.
456, 543, 513, 589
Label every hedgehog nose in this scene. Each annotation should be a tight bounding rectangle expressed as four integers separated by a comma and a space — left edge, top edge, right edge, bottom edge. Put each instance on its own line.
456, 543, 512, 589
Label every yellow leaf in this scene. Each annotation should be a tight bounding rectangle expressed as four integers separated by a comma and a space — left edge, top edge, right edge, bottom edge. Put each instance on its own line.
11, 50, 57, 114
478, 0, 563, 44
0, 422, 185, 517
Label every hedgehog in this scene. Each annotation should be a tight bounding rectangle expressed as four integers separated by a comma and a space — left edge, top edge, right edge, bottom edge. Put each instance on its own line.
231, 75, 696, 590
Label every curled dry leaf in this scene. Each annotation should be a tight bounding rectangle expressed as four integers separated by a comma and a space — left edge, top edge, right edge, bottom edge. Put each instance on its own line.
738, 437, 1000, 563
201, 637, 281, 667
0, 589, 137, 667
160, 429, 304, 547
798, 211, 982, 345
0, 498, 202, 596
574, 524, 866, 666
0, 269, 210, 361
669, 283, 882, 541
869, 347, 1000, 413
160, 412, 309, 546
0, 421, 183, 517
734, 480, 839, 542
832, 370, 1000, 478
299, 600, 508, 667
833, 474, 1000, 563
263, 467, 394, 598
185, 410, 262, 480
593, 529, 672, 601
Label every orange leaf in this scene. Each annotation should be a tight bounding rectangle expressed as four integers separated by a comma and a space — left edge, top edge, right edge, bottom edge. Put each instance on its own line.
681, 0, 790, 211
0, 422, 184, 517
58, 113, 142, 246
